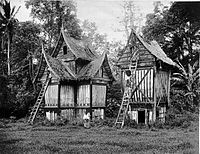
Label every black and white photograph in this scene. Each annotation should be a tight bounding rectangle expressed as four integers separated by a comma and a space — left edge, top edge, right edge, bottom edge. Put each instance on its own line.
0, 0, 199, 153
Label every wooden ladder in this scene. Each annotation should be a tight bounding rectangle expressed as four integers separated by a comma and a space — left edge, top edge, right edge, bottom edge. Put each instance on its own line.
114, 58, 139, 128
28, 72, 51, 124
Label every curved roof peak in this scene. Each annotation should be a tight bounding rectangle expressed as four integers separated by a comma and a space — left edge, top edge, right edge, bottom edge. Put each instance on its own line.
61, 28, 98, 61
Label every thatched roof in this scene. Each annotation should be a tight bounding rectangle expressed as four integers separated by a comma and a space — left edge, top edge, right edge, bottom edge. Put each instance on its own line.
118, 29, 177, 67
78, 52, 115, 81
43, 49, 114, 82
61, 29, 98, 61
43, 49, 76, 81
134, 31, 176, 66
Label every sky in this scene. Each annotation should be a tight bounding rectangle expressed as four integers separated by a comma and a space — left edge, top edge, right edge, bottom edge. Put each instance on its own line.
9, 0, 168, 42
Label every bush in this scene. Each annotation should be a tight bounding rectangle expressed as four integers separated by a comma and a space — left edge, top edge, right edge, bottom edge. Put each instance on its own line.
69, 118, 83, 127
90, 118, 115, 127
106, 81, 123, 118
54, 116, 68, 126
165, 108, 193, 128
124, 117, 138, 128
152, 120, 165, 129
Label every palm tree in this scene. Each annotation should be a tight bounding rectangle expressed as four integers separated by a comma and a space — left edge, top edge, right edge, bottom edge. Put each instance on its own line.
0, 0, 19, 75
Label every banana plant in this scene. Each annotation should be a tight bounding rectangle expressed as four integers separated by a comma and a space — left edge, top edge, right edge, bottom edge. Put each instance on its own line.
171, 58, 199, 108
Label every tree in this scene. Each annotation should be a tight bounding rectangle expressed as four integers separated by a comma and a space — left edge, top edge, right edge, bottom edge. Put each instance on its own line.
0, 0, 19, 75
6, 21, 42, 118
81, 20, 108, 54
25, 0, 82, 46
142, 2, 200, 110
118, 1, 143, 39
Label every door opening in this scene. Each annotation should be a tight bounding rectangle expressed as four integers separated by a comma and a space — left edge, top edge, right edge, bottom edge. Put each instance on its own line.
138, 110, 145, 123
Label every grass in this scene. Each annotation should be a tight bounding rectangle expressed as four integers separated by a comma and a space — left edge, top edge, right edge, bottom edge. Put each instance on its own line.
0, 118, 198, 154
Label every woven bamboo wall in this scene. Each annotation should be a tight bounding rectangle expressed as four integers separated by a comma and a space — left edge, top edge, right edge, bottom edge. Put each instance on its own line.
60, 85, 74, 107
92, 85, 106, 107
155, 71, 169, 99
45, 85, 58, 107
61, 109, 74, 121
77, 85, 90, 107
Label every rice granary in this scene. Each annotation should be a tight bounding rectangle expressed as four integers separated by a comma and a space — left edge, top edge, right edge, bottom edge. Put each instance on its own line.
115, 29, 177, 128
28, 27, 115, 123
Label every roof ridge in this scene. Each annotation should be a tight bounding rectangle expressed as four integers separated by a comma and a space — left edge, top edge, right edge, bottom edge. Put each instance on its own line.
42, 45, 60, 79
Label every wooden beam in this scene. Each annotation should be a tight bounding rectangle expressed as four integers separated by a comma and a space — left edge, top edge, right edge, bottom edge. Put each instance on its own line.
105, 85, 108, 119
131, 68, 151, 98
74, 83, 77, 118
57, 83, 61, 116
90, 80, 93, 120
153, 65, 157, 122
130, 101, 154, 104
167, 71, 171, 107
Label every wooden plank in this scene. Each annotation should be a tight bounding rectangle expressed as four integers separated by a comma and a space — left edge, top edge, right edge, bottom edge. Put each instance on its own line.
167, 71, 171, 107
74, 83, 77, 118
144, 70, 147, 102
130, 101, 154, 104
137, 87, 152, 103
57, 83, 61, 115
131, 68, 151, 98
139, 70, 142, 101
145, 70, 148, 100
142, 70, 145, 101
92, 85, 106, 107
90, 81, 93, 120
153, 66, 157, 122
135, 70, 139, 101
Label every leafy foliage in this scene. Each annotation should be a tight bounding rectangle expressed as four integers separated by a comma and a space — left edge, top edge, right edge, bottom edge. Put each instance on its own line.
3, 21, 43, 118
142, 2, 200, 110
25, 0, 82, 46
81, 20, 108, 54
106, 81, 123, 118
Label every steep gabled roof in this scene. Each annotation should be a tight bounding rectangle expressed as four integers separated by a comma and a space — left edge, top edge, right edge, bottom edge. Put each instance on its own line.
118, 29, 177, 67
43, 49, 76, 81
78, 52, 115, 81
61, 29, 98, 61
134, 31, 176, 66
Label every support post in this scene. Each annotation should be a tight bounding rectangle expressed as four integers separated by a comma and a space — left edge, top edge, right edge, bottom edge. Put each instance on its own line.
74, 83, 78, 119
90, 80, 93, 120
104, 85, 108, 119
120, 69, 124, 92
57, 82, 61, 116
167, 70, 171, 108
153, 65, 157, 122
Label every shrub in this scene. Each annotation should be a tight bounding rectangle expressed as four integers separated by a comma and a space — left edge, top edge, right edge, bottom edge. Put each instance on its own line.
152, 120, 165, 129
90, 118, 115, 127
165, 108, 192, 128
124, 117, 138, 128
54, 116, 68, 126
69, 118, 83, 127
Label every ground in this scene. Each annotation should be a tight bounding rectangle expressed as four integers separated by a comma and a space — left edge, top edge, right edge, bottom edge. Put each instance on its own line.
0, 119, 198, 154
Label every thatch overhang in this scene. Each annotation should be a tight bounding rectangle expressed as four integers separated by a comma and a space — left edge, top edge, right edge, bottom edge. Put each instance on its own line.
135, 33, 176, 67
61, 29, 98, 61
78, 52, 115, 82
43, 49, 76, 81
117, 29, 177, 67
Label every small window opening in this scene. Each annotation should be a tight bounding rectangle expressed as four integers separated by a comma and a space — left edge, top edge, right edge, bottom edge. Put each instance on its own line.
63, 46, 67, 55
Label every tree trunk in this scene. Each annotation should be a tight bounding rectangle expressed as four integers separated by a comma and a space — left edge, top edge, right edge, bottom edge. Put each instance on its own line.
7, 34, 10, 75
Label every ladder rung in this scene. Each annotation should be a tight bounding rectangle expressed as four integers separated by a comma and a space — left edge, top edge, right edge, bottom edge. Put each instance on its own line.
28, 76, 50, 124
115, 122, 123, 124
